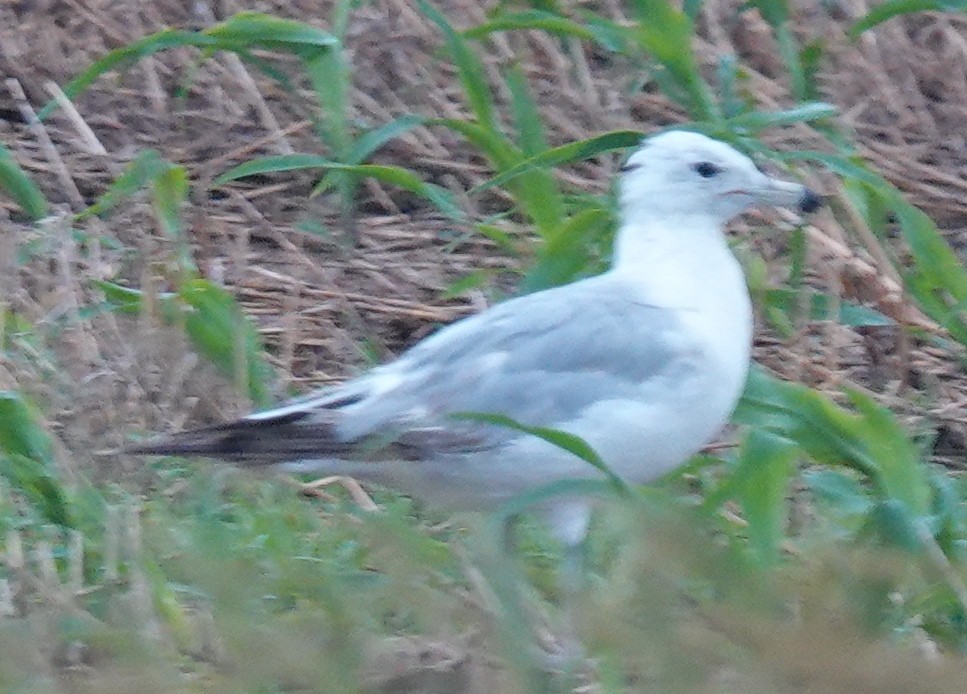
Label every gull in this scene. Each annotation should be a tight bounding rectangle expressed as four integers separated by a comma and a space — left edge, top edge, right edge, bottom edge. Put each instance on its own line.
127, 131, 820, 552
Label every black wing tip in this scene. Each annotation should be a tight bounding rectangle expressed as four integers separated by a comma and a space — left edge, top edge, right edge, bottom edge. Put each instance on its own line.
119, 414, 343, 463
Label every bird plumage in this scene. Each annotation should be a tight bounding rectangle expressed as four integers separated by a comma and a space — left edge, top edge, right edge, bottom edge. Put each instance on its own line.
126, 130, 820, 546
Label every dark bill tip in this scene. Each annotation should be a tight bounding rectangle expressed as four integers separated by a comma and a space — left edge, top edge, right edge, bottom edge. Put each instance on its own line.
799, 188, 823, 214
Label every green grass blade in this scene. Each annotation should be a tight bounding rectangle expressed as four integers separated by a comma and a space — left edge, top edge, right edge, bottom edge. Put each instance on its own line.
344, 115, 427, 165
804, 469, 873, 520
845, 389, 932, 514
523, 205, 612, 290
505, 63, 564, 236
783, 149, 967, 348
79, 149, 168, 219
0, 391, 55, 463
463, 10, 598, 41
506, 64, 549, 159
727, 102, 837, 131
219, 157, 464, 220
849, 0, 964, 37
310, 163, 464, 220
1, 453, 72, 528
179, 279, 276, 408
205, 12, 337, 54
429, 118, 518, 169
92, 280, 181, 322
39, 30, 213, 117
303, 34, 350, 157
740, 1, 806, 100
215, 154, 335, 184
735, 366, 932, 516
0, 143, 48, 220
0, 392, 71, 527
762, 288, 894, 329
892, 200, 967, 344
42, 14, 336, 118
452, 412, 632, 496
322, 114, 427, 206
419, 0, 498, 132
151, 163, 193, 272
628, 0, 720, 120
151, 164, 188, 239
473, 130, 643, 194
733, 430, 798, 565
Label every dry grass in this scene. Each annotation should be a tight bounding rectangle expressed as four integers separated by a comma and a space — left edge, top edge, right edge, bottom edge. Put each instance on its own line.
1, 1, 965, 451
3, 1, 967, 687
3, 1, 967, 474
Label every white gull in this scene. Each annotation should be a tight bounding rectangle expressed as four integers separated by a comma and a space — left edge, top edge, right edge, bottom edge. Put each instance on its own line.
128, 131, 820, 549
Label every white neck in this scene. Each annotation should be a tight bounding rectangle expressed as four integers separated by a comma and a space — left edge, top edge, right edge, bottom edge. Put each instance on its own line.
609, 212, 743, 308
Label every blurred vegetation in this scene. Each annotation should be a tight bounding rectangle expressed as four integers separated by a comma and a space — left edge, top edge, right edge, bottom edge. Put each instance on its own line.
3, 0, 967, 691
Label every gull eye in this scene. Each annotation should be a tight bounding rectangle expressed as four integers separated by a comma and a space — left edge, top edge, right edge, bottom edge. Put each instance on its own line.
692, 161, 722, 178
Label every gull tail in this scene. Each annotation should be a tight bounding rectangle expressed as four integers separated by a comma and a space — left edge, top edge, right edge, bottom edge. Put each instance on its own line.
122, 412, 350, 465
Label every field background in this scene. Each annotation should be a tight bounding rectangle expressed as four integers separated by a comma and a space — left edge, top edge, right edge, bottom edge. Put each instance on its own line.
4, 0, 967, 691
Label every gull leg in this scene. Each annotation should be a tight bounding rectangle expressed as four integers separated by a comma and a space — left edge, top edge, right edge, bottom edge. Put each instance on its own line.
537, 500, 594, 679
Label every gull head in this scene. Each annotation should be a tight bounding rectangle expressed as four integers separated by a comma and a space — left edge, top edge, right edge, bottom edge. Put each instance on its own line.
619, 131, 821, 225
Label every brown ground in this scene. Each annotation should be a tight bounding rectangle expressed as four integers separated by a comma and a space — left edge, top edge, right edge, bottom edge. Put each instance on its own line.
2, 0, 967, 478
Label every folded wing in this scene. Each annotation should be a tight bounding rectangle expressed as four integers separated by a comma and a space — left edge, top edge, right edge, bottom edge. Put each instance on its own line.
126, 276, 690, 465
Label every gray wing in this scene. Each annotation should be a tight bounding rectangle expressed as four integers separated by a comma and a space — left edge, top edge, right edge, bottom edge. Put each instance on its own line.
126, 276, 690, 462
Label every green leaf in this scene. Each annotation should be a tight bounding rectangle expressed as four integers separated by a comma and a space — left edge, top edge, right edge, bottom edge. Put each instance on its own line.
0, 453, 72, 528
40, 30, 215, 117
799, 40, 825, 101
734, 430, 798, 565
218, 157, 462, 219
0, 143, 48, 220
505, 64, 564, 236
178, 279, 276, 407
41, 14, 336, 119
311, 163, 464, 220
628, 0, 719, 120
79, 150, 169, 219
0, 391, 56, 463
452, 412, 632, 496
473, 130, 644, 194
303, 35, 350, 157
735, 367, 932, 517
429, 118, 518, 169
151, 164, 189, 238
763, 288, 895, 328
804, 469, 873, 517
850, 0, 967, 37
474, 223, 522, 255
862, 499, 923, 551
727, 102, 838, 132
91, 280, 181, 322
419, 0, 498, 133
215, 153, 335, 184
440, 270, 492, 299
523, 205, 613, 290
893, 199, 967, 345
463, 10, 598, 41
0, 392, 71, 527
344, 115, 427, 165
204, 12, 337, 54
716, 55, 744, 119
845, 389, 932, 515
776, 150, 887, 188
